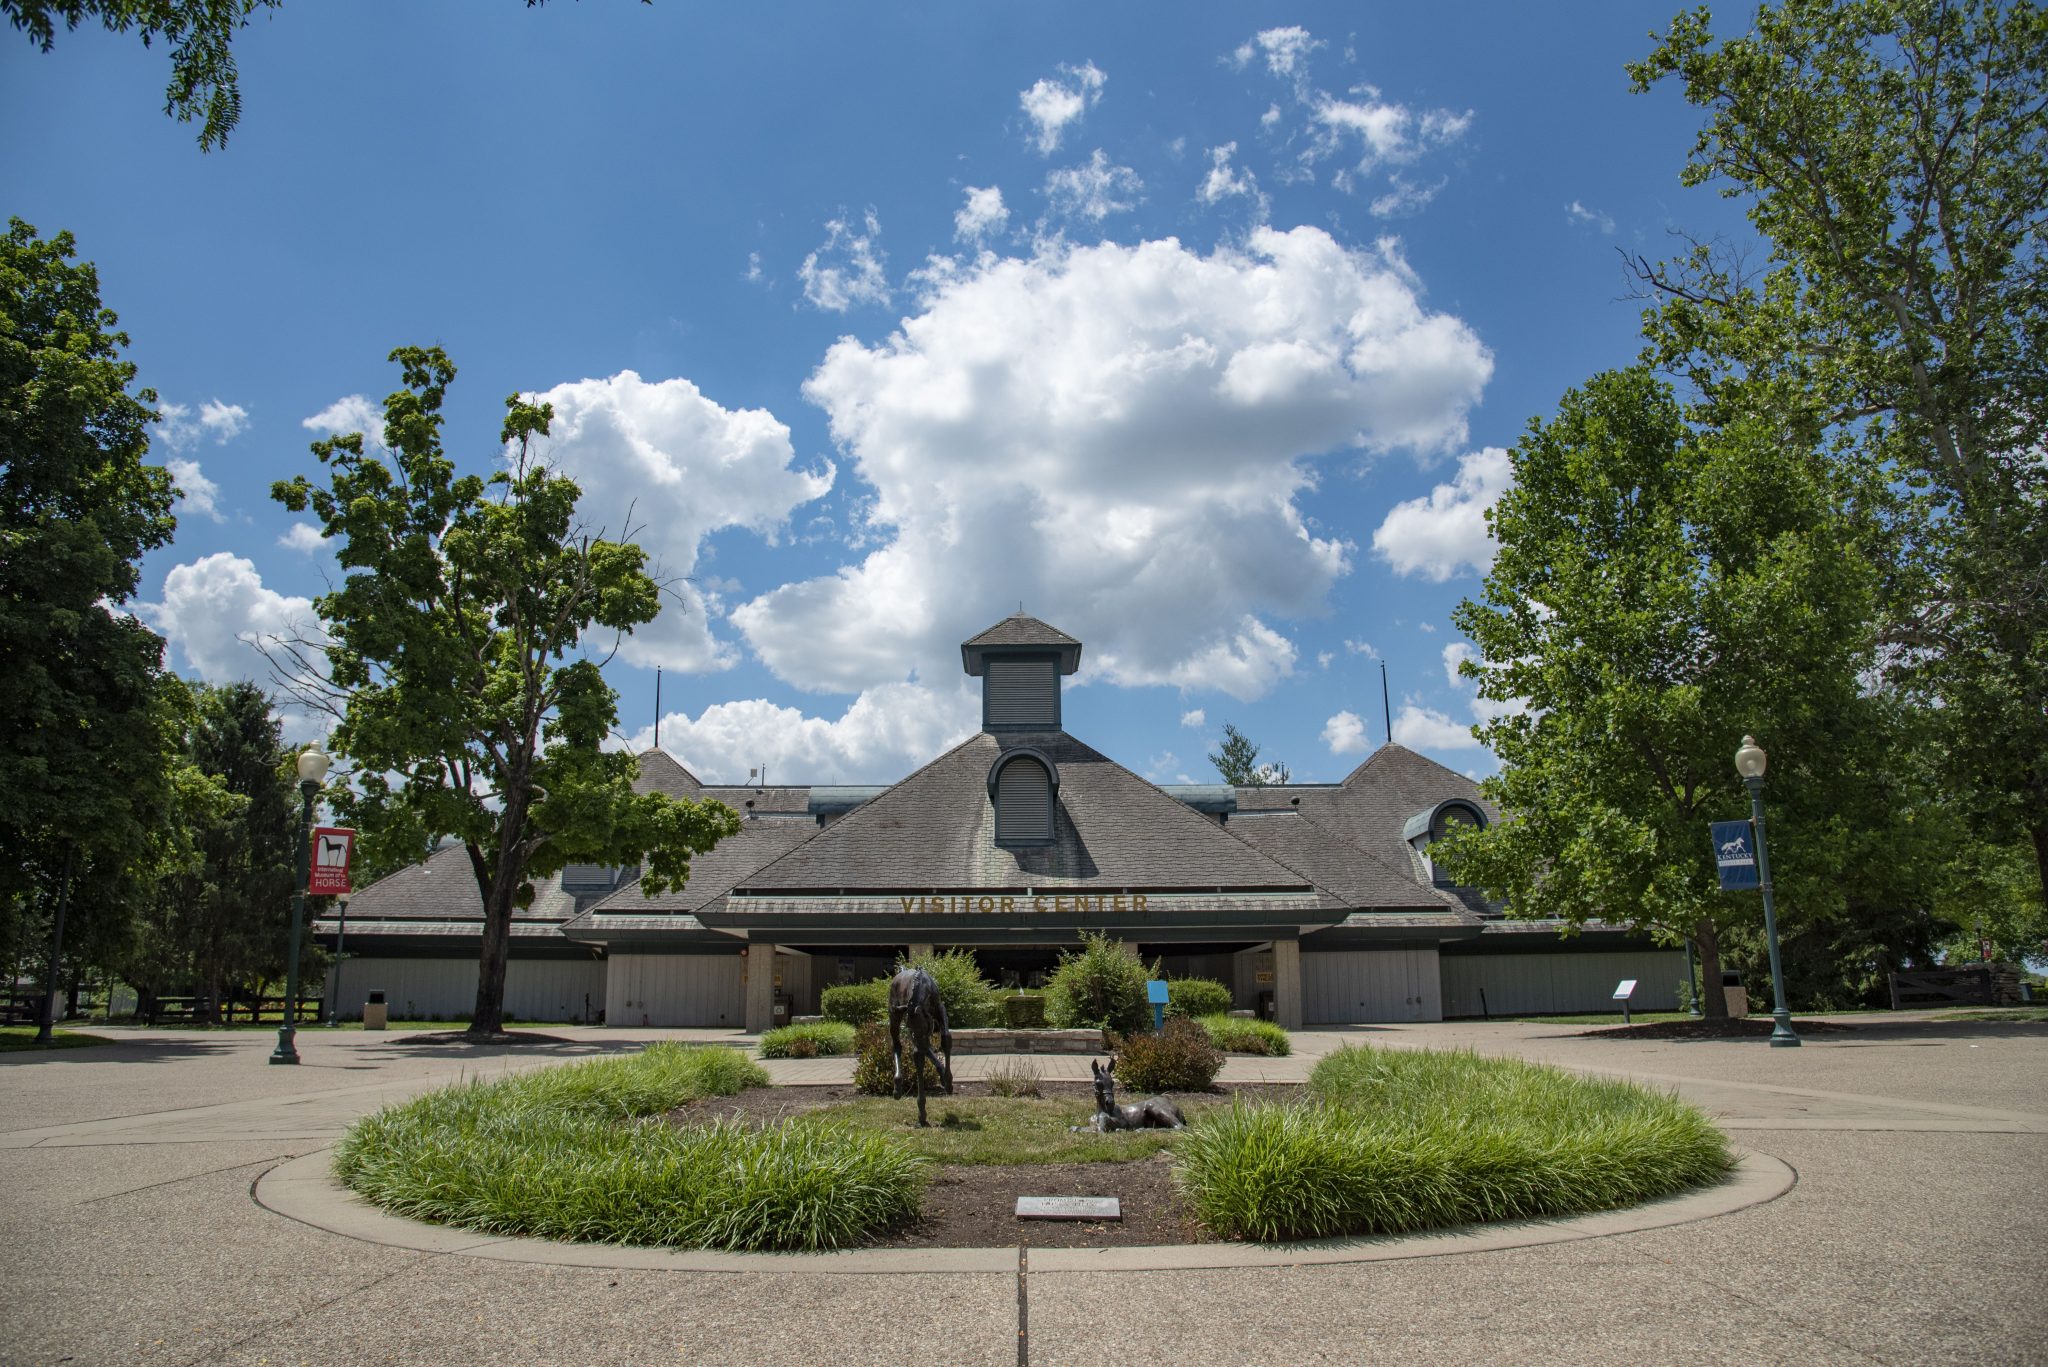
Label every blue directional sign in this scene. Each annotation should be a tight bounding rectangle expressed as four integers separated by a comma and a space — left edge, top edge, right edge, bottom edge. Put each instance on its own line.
1711, 820, 1759, 891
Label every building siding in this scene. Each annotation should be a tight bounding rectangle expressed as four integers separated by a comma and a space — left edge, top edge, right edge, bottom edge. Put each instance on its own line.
332, 957, 604, 1023
1302, 947, 1442, 1023
605, 953, 745, 1028
1439, 949, 1686, 1017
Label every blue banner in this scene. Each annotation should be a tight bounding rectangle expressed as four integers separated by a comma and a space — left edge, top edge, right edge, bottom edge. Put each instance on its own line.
1712, 820, 1759, 891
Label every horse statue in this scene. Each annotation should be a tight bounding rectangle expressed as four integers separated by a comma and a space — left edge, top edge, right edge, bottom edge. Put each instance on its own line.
887, 966, 954, 1127
1075, 1057, 1186, 1132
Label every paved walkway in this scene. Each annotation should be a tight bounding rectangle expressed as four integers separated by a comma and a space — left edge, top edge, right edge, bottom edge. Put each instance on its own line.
2, 1017, 2043, 1365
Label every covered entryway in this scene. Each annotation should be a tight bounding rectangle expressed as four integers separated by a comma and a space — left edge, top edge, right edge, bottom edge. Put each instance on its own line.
1302, 946, 1442, 1023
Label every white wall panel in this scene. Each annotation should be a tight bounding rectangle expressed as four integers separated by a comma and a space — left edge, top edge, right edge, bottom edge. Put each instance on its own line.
1440, 950, 1686, 1018
1302, 948, 1441, 1023
605, 953, 744, 1028
332, 957, 605, 1023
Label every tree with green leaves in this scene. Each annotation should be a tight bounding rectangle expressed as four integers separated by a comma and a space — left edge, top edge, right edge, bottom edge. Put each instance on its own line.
0, 218, 180, 1019
271, 346, 739, 1037
3, 1, 283, 150
1436, 368, 1924, 1016
1629, 0, 2048, 910
1209, 722, 1290, 786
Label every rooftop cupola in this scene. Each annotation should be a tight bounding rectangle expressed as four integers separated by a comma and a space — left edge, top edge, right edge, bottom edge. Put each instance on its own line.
961, 613, 1081, 732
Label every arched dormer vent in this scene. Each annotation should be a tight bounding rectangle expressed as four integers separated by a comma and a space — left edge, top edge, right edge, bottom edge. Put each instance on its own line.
988, 749, 1059, 848
1401, 798, 1488, 886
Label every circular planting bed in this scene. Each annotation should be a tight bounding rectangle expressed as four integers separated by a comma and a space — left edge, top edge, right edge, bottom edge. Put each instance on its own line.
334, 1043, 1731, 1252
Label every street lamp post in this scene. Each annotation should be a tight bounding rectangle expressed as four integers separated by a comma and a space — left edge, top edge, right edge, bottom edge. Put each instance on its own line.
270, 743, 330, 1065
1734, 735, 1800, 1048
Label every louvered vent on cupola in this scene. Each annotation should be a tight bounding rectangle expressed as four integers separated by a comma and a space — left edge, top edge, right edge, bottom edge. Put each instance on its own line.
959, 612, 1083, 733
989, 749, 1057, 847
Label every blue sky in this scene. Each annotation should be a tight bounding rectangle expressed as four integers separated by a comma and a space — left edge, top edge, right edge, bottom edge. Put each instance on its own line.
4, 3, 1752, 785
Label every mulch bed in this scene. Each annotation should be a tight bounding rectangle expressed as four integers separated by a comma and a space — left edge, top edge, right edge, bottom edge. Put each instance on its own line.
387, 1029, 578, 1046
1578, 1018, 1853, 1040
665, 1080, 1298, 1249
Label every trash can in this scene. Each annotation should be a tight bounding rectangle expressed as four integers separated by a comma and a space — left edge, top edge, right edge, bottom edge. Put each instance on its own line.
1256, 990, 1276, 1022
1721, 970, 1749, 1020
772, 993, 790, 1024
363, 989, 387, 1030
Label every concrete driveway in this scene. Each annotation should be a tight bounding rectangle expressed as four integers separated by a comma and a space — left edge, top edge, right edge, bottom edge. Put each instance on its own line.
2, 1017, 2042, 1366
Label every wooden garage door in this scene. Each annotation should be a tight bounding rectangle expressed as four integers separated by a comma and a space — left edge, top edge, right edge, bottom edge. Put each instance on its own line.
1302, 948, 1442, 1023
604, 954, 744, 1028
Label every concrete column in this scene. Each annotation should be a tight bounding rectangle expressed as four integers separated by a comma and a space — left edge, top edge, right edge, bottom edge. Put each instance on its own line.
1273, 937, 1304, 1030
744, 945, 779, 1033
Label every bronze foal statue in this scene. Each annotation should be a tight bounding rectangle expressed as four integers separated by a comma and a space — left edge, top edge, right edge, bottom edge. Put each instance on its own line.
887, 966, 954, 1127
1077, 1057, 1186, 1132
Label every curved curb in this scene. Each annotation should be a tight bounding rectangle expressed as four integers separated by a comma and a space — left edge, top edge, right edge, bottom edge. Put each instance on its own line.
254, 1147, 1794, 1275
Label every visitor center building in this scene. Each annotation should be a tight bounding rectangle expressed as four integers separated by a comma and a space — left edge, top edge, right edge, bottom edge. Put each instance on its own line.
317, 615, 1683, 1030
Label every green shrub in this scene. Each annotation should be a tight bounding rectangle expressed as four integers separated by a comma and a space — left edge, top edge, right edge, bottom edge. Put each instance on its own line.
1166, 978, 1233, 1020
1200, 1015, 1291, 1056
821, 980, 888, 1026
1045, 932, 1154, 1034
334, 1045, 922, 1252
758, 1021, 859, 1059
984, 1057, 1044, 1098
898, 948, 1002, 1029
1003, 993, 1047, 1028
851, 1021, 946, 1097
1114, 1015, 1223, 1092
1174, 1044, 1733, 1242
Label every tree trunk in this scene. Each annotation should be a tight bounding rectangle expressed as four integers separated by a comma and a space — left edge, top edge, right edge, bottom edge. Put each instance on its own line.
1695, 919, 1727, 1020
2031, 820, 2048, 926
468, 843, 516, 1038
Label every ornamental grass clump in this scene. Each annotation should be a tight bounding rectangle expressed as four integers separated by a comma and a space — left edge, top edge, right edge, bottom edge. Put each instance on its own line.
334, 1044, 925, 1251
1175, 1044, 1730, 1242
758, 1021, 858, 1059
1199, 1015, 1291, 1056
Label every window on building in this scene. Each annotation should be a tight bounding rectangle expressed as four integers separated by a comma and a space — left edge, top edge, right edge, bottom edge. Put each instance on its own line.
993, 755, 1054, 846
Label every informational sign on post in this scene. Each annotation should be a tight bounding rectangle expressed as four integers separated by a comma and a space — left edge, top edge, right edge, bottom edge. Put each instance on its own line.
1711, 820, 1760, 891
1613, 978, 1638, 1025
308, 827, 356, 896
1146, 979, 1171, 1032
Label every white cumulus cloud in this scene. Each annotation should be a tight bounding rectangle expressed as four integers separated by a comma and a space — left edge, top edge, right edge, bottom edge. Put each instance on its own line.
1392, 703, 1481, 750
1045, 150, 1144, 222
1442, 641, 1477, 686
138, 554, 329, 741
731, 226, 1491, 703
1020, 61, 1106, 155
166, 458, 222, 522
301, 394, 388, 453
628, 682, 979, 785
1372, 446, 1511, 581
799, 211, 890, 313
157, 398, 249, 452
1197, 143, 1266, 217
1180, 708, 1206, 729
519, 370, 835, 673
1322, 709, 1369, 754
954, 186, 1009, 243
277, 522, 325, 553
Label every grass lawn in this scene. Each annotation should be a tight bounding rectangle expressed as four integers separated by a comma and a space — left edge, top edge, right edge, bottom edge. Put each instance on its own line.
0, 1026, 112, 1051
799, 1094, 1209, 1165
1177, 1043, 1731, 1242
336, 1044, 925, 1252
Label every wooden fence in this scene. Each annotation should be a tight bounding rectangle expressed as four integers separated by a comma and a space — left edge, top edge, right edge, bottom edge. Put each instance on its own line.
1888, 965, 2024, 1009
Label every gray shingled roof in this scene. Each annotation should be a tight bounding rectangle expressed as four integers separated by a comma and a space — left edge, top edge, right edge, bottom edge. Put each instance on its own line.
579, 818, 820, 918
1223, 810, 1467, 913
633, 748, 704, 800
962, 614, 1080, 649
736, 730, 1322, 894
1233, 744, 1499, 883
